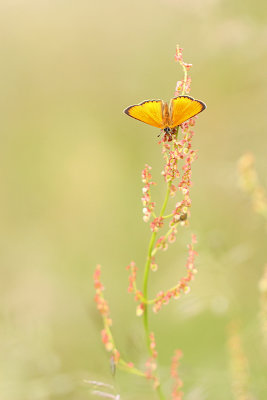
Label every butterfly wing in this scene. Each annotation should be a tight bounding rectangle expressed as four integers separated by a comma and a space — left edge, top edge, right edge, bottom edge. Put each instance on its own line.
169, 96, 206, 128
124, 100, 165, 129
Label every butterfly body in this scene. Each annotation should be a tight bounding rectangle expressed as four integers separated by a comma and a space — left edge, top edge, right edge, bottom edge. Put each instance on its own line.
162, 102, 170, 128
124, 95, 206, 130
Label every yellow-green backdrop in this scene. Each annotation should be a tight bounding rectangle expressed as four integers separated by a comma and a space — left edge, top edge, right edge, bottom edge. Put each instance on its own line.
0, 1, 267, 399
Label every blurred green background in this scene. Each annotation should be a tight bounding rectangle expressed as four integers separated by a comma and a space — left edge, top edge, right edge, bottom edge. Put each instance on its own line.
1, 0, 267, 399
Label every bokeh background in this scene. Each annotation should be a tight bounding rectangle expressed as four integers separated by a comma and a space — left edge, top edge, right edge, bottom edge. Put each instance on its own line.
1, 0, 267, 399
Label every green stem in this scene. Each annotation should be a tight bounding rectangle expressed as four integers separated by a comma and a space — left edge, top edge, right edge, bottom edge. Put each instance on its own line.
141, 112, 182, 400
162, 213, 173, 219
118, 360, 146, 377
142, 182, 171, 348
181, 64, 188, 96
151, 222, 178, 258
142, 182, 172, 400
142, 230, 157, 349
156, 384, 165, 400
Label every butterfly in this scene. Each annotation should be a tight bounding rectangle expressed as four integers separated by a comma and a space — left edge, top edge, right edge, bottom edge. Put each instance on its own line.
124, 95, 206, 135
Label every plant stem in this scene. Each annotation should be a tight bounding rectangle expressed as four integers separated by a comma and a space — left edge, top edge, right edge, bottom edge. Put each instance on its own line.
119, 360, 146, 377
142, 182, 172, 400
142, 129, 180, 400
143, 230, 157, 349
142, 182, 171, 350
181, 65, 188, 96
156, 384, 166, 400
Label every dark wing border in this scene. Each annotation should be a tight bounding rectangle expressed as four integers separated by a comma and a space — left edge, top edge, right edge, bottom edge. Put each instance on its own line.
124, 99, 163, 116
171, 95, 207, 113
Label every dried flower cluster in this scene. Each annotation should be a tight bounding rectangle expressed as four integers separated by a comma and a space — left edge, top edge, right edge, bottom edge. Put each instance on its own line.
153, 235, 197, 313
171, 350, 183, 400
145, 332, 160, 389
238, 152, 267, 218
174, 46, 192, 97
228, 322, 252, 400
237, 153, 267, 398
94, 265, 145, 378
142, 164, 156, 222
94, 265, 119, 359
238, 152, 267, 351
126, 234, 197, 316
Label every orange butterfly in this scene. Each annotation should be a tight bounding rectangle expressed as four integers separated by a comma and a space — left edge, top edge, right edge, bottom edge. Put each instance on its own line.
124, 95, 206, 135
